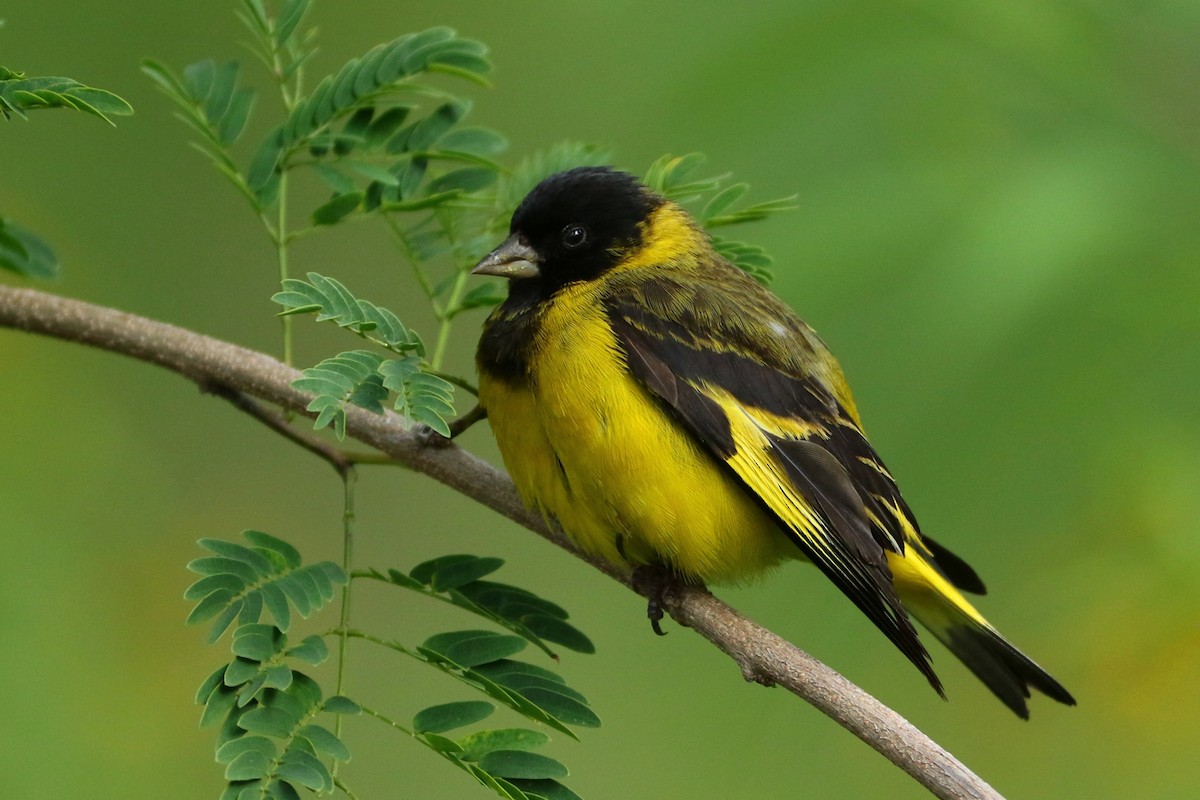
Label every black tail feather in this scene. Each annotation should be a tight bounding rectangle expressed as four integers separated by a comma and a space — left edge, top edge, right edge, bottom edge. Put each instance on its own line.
935, 622, 1076, 718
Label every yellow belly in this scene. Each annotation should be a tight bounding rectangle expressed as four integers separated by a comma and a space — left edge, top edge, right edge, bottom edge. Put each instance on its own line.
479, 283, 794, 583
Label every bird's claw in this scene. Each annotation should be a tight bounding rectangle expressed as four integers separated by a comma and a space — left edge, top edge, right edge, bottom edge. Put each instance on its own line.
633, 564, 678, 636
648, 593, 668, 636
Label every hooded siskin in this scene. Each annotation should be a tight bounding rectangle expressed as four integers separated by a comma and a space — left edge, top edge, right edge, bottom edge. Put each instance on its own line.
473, 166, 1075, 718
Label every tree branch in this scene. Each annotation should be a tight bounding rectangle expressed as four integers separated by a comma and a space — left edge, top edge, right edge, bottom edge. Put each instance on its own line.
0, 284, 1002, 800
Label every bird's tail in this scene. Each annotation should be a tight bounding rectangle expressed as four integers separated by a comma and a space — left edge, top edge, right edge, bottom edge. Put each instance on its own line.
886, 546, 1076, 718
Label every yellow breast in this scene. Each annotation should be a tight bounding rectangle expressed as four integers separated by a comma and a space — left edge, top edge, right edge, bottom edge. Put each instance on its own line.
479, 279, 793, 583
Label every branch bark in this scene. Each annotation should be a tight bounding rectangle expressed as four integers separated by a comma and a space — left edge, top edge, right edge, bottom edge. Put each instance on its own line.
0, 284, 1002, 800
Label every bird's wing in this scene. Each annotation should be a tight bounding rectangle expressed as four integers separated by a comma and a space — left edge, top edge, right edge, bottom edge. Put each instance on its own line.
604, 274, 941, 690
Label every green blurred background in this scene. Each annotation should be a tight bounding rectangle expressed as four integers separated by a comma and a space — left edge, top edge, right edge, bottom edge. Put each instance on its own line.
3, 1, 1198, 797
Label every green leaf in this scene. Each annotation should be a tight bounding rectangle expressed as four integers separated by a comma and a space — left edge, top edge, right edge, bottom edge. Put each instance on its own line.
457, 581, 569, 620
228, 782, 264, 800
396, 154, 428, 198
239, 591, 263, 625
247, 127, 283, 190
313, 164, 355, 194
508, 779, 584, 800
287, 568, 324, 611
701, 182, 748, 223
342, 159, 400, 186
309, 562, 338, 600
239, 705, 296, 739
262, 664, 293, 692
185, 573, 246, 601
277, 749, 331, 791
272, 274, 422, 352
455, 668, 575, 738
429, 53, 492, 81
183, 59, 216, 103
189, 556, 260, 583
330, 56, 360, 111
273, 576, 308, 618
379, 357, 457, 436
478, 750, 568, 781
705, 195, 800, 228
273, 0, 312, 48
386, 568, 424, 589
491, 674, 588, 706
187, 589, 238, 625
306, 396, 347, 439
431, 556, 505, 591
292, 352, 390, 438
197, 664, 227, 705
312, 191, 363, 225
201, 683, 239, 728
421, 630, 527, 667
644, 152, 717, 199
185, 532, 344, 641
713, 237, 774, 283
219, 87, 255, 144
464, 764, 531, 800
333, 105, 374, 156
1, 71, 132, 124
426, 166, 497, 194
472, 660, 568, 689
393, 26, 456, 74
468, 660, 599, 728
287, 635, 328, 665
413, 701, 495, 734
216, 734, 277, 765
411, 554, 476, 585
139, 58, 187, 101
297, 723, 350, 761
244, 530, 302, 569
406, 100, 468, 151
518, 689, 600, 728
517, 616, 594, 654
258, 583, 291, 632
207, 603, 244, 643
225, 748, 272, 781
365, 105, 411, 145
420, 732, 465, 754
0, 218, 59, 279
224, 657, 262, 688
199, 538, 276, 575
458, 728, 549, 762
204, 60, 239, 125
273, 28, 487, 165
438, 126, 508, 157
322, 695, 361, 715
231, 623, 286, 662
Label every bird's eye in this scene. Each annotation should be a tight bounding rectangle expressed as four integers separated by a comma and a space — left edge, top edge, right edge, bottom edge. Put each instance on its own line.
561, 224, 588, 249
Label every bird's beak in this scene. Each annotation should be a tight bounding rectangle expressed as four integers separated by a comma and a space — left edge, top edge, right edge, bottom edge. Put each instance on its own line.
471, 235, 541, 280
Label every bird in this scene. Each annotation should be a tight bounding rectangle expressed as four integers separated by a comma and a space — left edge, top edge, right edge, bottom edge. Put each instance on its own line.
471, 165, 1075, 718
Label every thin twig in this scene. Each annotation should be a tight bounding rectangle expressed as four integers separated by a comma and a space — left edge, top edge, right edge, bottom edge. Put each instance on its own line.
201, 381, 354, 475
0, 285, 1002, 800
206, 383, 402, 468
332, 466, 357, 786
428, 369, 479, 397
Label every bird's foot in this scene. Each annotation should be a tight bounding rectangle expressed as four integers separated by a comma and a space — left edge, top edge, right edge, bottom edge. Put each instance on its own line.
631, 564, 694, 636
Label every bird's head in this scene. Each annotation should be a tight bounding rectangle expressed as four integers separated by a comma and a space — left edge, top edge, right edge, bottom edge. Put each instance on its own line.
472, 166, 663, 291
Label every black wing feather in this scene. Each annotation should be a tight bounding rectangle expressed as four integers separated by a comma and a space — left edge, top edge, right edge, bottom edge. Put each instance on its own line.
608, 295, 942, 693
